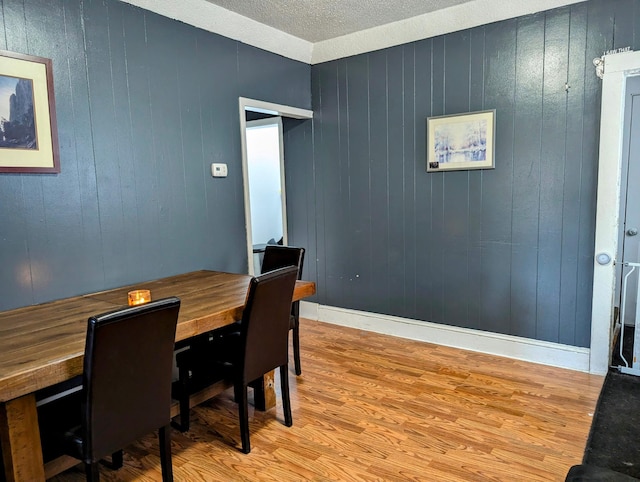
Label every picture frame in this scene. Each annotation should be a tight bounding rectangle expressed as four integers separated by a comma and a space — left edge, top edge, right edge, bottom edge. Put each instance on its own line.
426, 109, 495, 172
0, 50, 59, 173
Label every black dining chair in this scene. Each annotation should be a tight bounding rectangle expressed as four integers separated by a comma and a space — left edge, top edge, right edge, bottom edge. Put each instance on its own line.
261, 245, 305, 375
37, 297, 180, 481
175, 266, 298, 453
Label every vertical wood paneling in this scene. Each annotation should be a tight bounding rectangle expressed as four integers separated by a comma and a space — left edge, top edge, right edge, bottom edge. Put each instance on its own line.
559, 5, 588, 345
613, 0, 636, 49
197, 31, 244, 273
402, 43, 416, 319
174, 17, 210, 273
346, 54, 371, 311
480, 20, 517, 335
442, 31, 471, 328
319, 61, 347, 306
1, 0, 633, 350
301, 119, 317, 286
386, 46, 406, 315
635, 1, 640, 51
0, 0, 310, 311
237, 43, 311, 111
0, 0, 31, 309
60, 0, 104, 296
30, 1, 94, 302
429, 37, 446, 323
537, 8, 570, 342
368, 50, 390, 316
283, 117, 315, 285
414, 38, 432, 322
122, 7, 161, 281
511, 14, 544, 340
467, 27, 486, 330
107, 1, 145, 280
575, 0, 613, 346
11, 0, 51, 304
0, 0, 38, 310
314, 63, 334, 306
336, 59, 352, 306
147, 15, 190, 277
83, 0, 129, 287
305, 0, 634, 348
311, 64, 326, 300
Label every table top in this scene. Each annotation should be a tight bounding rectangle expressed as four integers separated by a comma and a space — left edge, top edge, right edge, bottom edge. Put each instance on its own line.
0, 270, 315, 403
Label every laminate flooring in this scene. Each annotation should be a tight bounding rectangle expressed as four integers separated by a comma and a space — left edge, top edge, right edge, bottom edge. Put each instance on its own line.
49, 318, 603, 481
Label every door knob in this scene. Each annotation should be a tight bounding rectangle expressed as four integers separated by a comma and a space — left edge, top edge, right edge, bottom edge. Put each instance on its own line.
627, 228, 639, 236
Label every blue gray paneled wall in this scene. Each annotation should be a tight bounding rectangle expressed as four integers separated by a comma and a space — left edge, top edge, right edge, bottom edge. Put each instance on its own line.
294, 0, 640, 348
1, 0, 637, 352
0, 0, 310, 311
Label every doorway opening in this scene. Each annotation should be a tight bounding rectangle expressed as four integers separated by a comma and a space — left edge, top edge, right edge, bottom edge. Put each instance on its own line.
591, 50, 640, 375
238, 97, 313, 275
612, 76, 640, 374
246, 117, 286, 273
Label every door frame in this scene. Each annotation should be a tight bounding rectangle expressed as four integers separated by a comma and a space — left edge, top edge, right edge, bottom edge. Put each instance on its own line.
591, 50, 640, 374
238, 97, 313, 275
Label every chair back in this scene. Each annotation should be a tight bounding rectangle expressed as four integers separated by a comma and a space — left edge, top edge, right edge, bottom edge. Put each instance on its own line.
261, 245, 305, 280
82, 297, 180, 461
240, 266, 298, 384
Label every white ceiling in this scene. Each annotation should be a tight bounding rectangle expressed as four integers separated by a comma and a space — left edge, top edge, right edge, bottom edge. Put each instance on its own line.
204, 0, 475, 43
120, 0, 586, 64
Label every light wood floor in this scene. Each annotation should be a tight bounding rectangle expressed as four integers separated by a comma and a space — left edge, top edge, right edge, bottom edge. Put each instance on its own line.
49, 318, 603, 481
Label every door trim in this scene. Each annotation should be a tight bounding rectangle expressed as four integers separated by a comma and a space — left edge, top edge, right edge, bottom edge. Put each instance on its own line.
592, 51, 640, 374
238, 97, 313, 275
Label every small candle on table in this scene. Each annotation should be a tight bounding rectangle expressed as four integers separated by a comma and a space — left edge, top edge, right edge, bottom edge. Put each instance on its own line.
128, 289, 151, 306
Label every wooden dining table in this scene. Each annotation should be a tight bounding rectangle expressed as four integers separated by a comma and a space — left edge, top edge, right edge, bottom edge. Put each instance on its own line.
0, 270, 316, 482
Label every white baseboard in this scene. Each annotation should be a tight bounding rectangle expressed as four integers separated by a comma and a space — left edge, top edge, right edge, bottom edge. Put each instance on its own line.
299, 301, 591, 373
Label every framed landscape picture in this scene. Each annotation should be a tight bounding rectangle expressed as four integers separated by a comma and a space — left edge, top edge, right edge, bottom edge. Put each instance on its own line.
426, 109, 495, 172
0, 50, 59, 173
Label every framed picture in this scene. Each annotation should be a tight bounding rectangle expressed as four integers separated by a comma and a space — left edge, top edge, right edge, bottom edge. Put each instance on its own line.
426, 109, 495, 172
0, 50, 59, 173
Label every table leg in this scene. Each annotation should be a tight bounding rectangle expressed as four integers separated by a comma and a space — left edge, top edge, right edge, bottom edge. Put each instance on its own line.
0, 394, 45, 482
252, 370, 276, 411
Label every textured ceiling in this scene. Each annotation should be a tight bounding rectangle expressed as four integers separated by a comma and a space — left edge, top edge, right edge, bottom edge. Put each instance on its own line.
122, 0, 586, 63
205, 0, 475, 42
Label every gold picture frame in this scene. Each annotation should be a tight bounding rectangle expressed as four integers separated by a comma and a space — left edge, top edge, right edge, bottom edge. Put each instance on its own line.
426, 109, 495, 172
0, 50, 59, 173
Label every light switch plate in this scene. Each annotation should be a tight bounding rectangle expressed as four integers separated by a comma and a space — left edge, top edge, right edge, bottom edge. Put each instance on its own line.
211, 163, 228, 177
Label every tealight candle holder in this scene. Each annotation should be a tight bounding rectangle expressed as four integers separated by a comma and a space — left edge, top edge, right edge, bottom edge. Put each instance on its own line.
128, 289, 151, 306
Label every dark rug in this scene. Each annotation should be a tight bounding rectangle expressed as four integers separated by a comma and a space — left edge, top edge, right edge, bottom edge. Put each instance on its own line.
581, 326, 640, 479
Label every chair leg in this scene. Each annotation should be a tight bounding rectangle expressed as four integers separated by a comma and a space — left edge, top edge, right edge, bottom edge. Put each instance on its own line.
237, 384, 251, 454
291, 308, 302, 376
175, 364, 190, 432
159, 424, 174, 482
279, 365, 293, 427
86, 461, 100, 482
111, 450, 123, 469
